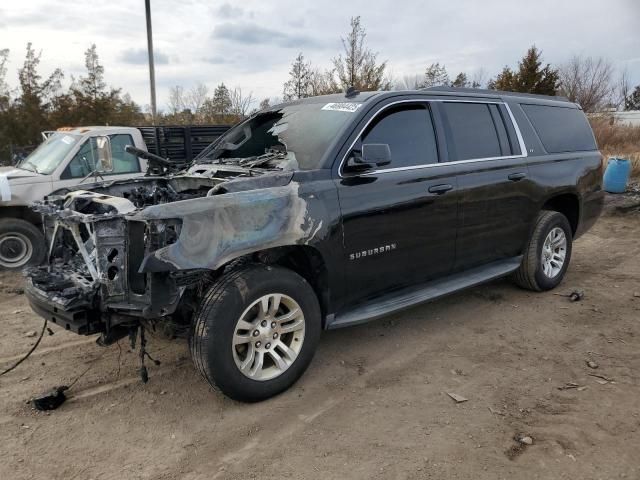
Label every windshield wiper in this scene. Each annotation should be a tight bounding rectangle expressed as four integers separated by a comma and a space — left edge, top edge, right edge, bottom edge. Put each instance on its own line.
239, 150, 287, 169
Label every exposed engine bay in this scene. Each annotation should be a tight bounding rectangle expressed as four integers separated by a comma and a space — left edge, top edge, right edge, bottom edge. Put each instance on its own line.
24, 160, 296, 342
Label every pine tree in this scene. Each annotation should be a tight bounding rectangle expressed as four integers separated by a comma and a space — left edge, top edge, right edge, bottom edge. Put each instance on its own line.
332, 16, 390, 92
14, 43, 63, 147
283, 53, 312, 101
71, 44, 123, 124
200, 83, 232, 123
0, 49, 9, 102
488, 46, 559, 95
420, 63, 449, 88
451, 72, 468, 88
211, 83, 232, 115
625, 85, 640, 111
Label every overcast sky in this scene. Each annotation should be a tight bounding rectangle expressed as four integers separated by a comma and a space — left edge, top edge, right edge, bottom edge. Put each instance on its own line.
1, 0, 639, 111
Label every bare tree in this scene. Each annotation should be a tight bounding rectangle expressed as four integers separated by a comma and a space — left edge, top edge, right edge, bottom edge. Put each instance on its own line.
394, 74, 422, 90
184, 83, 209, 114
615, 67, 630, 110
229, 87, 255, 117
309, 68, 340, 96
167, 85, 185, 115
558, 55, 615, 112
259, 98, 271, 110
471, 67, 487, 88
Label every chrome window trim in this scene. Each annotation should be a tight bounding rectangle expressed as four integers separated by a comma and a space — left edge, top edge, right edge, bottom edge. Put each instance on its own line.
338, 98, 528, 178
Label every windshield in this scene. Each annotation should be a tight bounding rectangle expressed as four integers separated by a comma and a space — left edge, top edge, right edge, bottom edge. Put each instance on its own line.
17, 133, 82, 174
199, 99, 363, 170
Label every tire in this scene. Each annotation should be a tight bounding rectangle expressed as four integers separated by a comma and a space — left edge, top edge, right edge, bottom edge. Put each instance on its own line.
190, 263, 321, 402
0, 218, 46, 270
512, 210, 573, 292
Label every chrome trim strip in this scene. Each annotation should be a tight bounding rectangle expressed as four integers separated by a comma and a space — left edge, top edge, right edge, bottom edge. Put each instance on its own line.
360, 155, 527, 176
338, 98, 529, 178
503, 103, 527, 156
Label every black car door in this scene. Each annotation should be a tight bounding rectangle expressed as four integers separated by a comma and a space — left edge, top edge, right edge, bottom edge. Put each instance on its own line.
437, 101, 537, 271
335, 101, 459, 307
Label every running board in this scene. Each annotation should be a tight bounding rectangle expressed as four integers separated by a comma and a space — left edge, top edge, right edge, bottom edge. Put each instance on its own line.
327, 256, 522, 329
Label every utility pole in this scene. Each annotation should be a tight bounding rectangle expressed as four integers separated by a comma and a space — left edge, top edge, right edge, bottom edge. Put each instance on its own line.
145, 0, 157, 123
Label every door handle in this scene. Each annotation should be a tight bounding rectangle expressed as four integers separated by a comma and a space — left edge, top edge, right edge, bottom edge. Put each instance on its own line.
428, 183, 453, 195
508, 172, 527, 182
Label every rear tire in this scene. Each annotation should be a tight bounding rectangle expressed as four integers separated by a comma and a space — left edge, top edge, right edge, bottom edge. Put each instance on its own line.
512, 210, 573, 292
0, 218, 46, 270
190, 263, 321, 402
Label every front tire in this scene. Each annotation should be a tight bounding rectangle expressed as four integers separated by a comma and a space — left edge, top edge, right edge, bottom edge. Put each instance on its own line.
0, 218, 46, 270
513, 210, 573, 291
190, 263, 321, 402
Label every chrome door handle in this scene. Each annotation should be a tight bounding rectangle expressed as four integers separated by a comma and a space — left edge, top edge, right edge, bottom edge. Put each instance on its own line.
428, 184, 453, 194
508, 172, 527, 181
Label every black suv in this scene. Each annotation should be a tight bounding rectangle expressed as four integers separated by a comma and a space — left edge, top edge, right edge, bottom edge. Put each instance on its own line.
25, 87, 603, 401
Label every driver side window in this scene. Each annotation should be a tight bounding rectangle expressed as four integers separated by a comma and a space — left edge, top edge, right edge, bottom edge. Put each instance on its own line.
61, 134, 141, 179
62, 139, 97, 179
361, 104, 438, 169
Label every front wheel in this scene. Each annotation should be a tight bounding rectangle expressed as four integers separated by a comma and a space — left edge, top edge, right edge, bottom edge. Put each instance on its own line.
190, 263, 321, 402
512, 210, 573, 291
0, 218, 46, 270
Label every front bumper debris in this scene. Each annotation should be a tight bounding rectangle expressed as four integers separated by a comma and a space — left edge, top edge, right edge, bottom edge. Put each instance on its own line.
25, 268, 101, 335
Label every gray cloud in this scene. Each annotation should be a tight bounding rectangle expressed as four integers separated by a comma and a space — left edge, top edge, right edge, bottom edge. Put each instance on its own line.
120, 48, 169, 65
216, 3, 244, 19
1, 0, 639, 109
202, 55, 235, 65
212, 22, 322, 49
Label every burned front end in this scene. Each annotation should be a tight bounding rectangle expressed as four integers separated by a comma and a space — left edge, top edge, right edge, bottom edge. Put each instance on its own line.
24, 163, 319, 343
24, 174, 223, 339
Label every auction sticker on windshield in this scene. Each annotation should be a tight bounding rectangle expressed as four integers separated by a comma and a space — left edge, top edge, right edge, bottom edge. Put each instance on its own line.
61, 135, 75, 144
321, 102, 362, 113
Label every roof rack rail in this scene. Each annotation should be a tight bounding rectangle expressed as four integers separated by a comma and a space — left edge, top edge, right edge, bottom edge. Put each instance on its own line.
422, 85, 570, 102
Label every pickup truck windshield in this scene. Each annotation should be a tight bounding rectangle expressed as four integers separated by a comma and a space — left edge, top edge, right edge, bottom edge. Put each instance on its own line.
203, 99, 362, 170
17, 133, 82, 175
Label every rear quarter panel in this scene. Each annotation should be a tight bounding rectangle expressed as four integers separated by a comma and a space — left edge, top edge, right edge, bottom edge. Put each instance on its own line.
509, 101, 604, 238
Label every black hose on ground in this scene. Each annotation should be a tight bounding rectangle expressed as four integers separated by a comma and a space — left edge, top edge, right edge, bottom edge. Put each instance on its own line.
0, 319, 48, 377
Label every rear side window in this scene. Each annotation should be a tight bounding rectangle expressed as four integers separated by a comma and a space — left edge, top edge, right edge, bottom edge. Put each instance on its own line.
110, 134, 141, 174
521, 104, 596, 153
441, 102, 503, 161
362, 105, 438, 168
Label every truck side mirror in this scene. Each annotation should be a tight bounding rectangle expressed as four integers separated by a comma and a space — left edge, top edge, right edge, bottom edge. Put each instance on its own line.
362, 143, 391, 166
95, 136, 113, 173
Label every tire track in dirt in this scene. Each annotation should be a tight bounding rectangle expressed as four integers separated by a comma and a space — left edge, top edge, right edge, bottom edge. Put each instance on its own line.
170, 323, 467, 479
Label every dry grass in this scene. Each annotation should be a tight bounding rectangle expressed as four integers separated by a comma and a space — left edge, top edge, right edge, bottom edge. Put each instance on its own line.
589, 116, 640, 177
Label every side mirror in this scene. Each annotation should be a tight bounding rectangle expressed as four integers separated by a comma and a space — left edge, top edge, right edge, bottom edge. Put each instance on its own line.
362, 143, 391, 167
95, 136, 113, 173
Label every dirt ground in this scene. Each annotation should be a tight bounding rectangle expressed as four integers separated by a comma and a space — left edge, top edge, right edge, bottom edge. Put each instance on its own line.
1, 198, 639, 480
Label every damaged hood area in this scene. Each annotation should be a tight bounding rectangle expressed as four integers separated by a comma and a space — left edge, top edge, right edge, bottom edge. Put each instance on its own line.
28, 165, 324, 316
135, 180, 318, 272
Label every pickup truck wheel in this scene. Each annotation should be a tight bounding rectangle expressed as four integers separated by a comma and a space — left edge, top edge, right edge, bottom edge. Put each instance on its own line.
0, 219, 46, 270
190, 263, 321, 402
513, 210, 573, 291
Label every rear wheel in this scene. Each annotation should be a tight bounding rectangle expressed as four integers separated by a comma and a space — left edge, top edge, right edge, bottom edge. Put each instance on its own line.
512, 210, 573, 291
0, 218, 46, 270
190, 263, 321, 402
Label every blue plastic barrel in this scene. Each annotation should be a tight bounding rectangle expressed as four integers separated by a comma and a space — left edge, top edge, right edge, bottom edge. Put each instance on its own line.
603, 157, 631, 193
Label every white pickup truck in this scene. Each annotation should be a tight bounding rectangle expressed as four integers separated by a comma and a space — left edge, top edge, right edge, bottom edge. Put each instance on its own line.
0, 126, 150, 269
